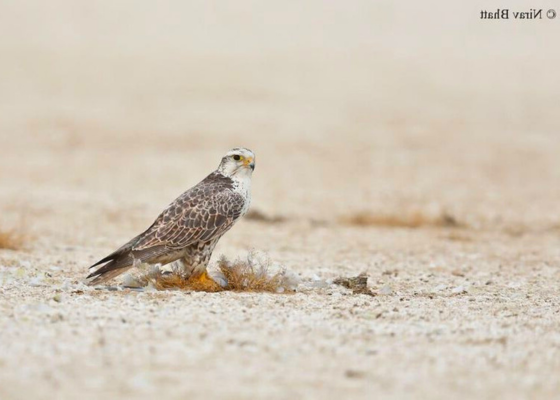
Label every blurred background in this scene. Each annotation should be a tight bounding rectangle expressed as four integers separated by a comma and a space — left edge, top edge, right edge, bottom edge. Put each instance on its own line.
2, 2, 560, 399
0, 0, 559, 246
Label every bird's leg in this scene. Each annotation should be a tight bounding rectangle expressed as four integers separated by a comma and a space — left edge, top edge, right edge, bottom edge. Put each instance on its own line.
191, 269, 213, 284
186, 268, 223, 292
168, 257, 196, 279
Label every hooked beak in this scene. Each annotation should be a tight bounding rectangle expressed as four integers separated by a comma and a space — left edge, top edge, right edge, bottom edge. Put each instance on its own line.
243, 157, 255, 171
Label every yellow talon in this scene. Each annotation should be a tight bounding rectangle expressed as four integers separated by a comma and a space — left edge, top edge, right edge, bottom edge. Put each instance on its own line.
186, 270, 223, 292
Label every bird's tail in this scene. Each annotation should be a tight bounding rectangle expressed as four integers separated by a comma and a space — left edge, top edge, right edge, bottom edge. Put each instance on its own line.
86, 253, 134, 285
86, 243, 169, 285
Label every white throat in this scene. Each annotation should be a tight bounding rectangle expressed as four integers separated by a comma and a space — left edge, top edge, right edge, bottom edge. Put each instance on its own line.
230, 171, 252, 215
231, 170, 252, 194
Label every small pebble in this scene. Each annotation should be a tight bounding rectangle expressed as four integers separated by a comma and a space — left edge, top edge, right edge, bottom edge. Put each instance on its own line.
28, 277, 44, 287
433, 284, 447, 292
378, 284, 393, 295
452, 286, 467, 294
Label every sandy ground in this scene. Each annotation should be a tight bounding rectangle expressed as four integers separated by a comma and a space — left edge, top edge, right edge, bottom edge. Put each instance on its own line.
1, 1, 560, 399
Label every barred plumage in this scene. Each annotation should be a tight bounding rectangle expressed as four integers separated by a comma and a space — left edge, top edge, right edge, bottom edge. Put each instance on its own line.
86, 148, 255, 285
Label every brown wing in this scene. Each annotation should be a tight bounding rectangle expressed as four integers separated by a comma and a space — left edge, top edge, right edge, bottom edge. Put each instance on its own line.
87, 172, 245, 285
134, 192, 245, 251
132, 173, 246, 251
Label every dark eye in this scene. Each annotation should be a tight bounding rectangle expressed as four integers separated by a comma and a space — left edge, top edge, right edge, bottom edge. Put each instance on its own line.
233, 155, 241, 161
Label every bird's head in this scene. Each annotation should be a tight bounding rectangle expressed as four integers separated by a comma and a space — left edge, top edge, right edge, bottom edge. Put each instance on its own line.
218, 147, 255, 178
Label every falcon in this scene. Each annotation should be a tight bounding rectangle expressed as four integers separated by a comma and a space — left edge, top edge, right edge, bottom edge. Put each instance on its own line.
86, 147, 255, 286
